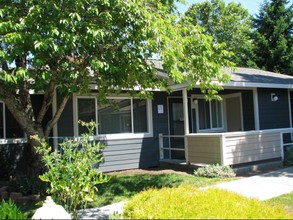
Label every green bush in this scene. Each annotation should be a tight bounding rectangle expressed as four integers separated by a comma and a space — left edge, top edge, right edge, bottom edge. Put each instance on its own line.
123, 185, 293, 219
284, 147, 293, 166
194, 164, 236, 178
34, 121, 109, 218
0, 199, 24, 219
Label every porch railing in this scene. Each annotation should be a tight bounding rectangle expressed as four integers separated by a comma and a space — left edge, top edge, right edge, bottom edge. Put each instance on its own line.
160, 128, 293, 165
280, 128, 293, 161
158, 133, 185, 160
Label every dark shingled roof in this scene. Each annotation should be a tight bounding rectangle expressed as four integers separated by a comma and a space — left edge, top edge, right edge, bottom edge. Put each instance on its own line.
224, 67, 293, 86
149, 60, 293, 88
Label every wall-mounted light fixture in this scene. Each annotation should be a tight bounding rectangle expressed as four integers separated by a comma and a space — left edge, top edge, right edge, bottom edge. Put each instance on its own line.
271, 93, 279, 102
193, 98, 198, 105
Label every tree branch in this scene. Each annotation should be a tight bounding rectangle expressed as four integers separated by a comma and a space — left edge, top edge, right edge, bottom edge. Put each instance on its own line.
44, 95, 69, 138
36, 72, 57, 123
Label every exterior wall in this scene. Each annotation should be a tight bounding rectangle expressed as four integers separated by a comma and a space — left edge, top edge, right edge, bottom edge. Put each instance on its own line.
258, 88, 290, 129
223, 131, 281, 165
186, 130, 283, 166
187, 135, 222, 164
57, 92, 169, 172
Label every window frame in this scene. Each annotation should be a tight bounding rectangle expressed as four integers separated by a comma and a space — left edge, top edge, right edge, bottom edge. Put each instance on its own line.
194, 96, 225, 133
0, 101, 27, 144
73, 94, 153, 140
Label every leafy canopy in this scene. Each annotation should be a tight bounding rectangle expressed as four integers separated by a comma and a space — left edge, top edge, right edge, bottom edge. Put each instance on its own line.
182, 0, 255, 67
0, 0, 233, 101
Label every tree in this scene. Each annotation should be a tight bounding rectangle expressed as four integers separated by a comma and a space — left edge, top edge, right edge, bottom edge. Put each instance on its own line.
0, 0, 232, 175
253, 0, 293, 74
182, 0, 256, 67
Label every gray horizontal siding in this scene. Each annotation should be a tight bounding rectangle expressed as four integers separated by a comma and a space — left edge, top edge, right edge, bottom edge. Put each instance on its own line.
99, 138, 159, 172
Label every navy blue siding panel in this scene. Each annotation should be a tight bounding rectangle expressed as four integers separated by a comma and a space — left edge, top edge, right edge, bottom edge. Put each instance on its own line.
258, 88, 290, 129
57, 95, 74, 137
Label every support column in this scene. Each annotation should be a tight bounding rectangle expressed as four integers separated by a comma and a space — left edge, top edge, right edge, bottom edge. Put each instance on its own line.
253, 88, 260, 130
182, 88, 189, 163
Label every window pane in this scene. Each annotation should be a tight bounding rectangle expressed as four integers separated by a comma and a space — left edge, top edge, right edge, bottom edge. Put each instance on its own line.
133, 99, 147, 133
98, 99, 131, 134
78, 98, 96, 135
211, 100, 222, 128
0, 103, 3, 138
6, 108, 24, 138
198, 99, 210, 129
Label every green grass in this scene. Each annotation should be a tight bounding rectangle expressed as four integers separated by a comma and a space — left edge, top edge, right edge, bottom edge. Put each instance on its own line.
92, 173, 233, 207
267, 192, 293, 214
123, 185, 293, 219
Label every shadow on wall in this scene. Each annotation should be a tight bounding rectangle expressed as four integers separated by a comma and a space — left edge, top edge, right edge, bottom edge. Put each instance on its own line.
0, 144, 27, 181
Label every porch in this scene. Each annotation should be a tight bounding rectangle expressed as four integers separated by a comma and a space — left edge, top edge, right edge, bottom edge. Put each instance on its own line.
159, 128, 293, 166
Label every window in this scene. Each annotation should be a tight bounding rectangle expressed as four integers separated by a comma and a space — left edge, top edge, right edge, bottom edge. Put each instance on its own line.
75, 96, 152, 138
197, 98, 223, 131
0, 101, 25, 140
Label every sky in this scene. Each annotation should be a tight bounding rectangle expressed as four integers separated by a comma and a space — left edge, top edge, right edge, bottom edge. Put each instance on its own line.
176, 0, 293, 15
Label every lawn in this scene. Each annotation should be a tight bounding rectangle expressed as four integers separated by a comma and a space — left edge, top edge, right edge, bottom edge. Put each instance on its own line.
91, 173, 234, 207
18, 172, 293, 218
267, 192, 293, 214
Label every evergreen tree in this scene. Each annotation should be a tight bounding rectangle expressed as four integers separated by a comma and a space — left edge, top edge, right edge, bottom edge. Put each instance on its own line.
253, 0, 293, 74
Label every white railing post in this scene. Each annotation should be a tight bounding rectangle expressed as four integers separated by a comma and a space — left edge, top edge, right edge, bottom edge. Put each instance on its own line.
159, 133, 164, 160
280, 131, 284, 161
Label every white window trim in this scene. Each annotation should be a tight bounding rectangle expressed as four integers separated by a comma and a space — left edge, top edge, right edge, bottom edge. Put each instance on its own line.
73, 94, 153, 140
192, 95, 225, 133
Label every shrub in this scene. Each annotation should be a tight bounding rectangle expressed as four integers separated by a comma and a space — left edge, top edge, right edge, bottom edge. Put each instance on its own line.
0, 199, 24, 219
284, 147, 293, 166
34, 121, 109, 218
194, 164, 235, 178
123, 185, 293, 219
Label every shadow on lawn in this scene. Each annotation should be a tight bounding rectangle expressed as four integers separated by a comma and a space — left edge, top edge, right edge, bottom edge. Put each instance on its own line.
94, 173, 222, 207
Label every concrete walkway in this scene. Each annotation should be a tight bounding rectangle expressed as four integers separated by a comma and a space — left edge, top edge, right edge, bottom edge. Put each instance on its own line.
78, 201, 126, 219
79, 166, 293, 219
214, 166, 293, 200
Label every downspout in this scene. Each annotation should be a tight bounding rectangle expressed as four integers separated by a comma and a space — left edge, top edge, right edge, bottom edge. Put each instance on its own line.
182, 88, 190, 163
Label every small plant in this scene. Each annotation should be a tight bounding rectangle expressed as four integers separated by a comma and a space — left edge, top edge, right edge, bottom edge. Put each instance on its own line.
123, 185, 293, 219
0, 199, 24, 219
284, 147, 293, 166
34, 121, 109, 218
194, 164, 236, 178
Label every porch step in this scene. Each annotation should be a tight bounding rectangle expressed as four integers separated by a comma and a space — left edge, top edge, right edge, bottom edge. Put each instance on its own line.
159, 160, 200, 174
159, 159, 284, 177
232, 160, 283, 177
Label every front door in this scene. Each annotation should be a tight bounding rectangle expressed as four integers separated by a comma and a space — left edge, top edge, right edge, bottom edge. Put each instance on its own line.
168, 98, 189, 160
225, 94, 243, 132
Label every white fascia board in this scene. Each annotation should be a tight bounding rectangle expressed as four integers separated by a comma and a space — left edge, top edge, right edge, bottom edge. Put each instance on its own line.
222, 82, 293, 89
170, 81, 293, 91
